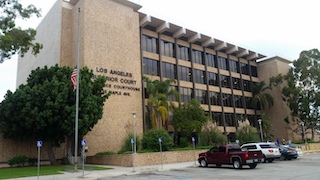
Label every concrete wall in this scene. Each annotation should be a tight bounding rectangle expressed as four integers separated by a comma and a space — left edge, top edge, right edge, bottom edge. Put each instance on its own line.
62, 0, 143, 156
0, 136, 66, 163
16, 0, 62, 86
86, 150, 204, 167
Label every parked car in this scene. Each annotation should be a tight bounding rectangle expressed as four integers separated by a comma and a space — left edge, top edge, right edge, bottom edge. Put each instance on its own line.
283, 144, 303, 157
198, 144, 264, 169
279, 146, 298, 160
241, 142, 281, 163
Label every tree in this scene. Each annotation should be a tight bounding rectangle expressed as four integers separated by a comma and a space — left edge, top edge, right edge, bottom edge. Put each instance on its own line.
251, 81, 274, 140
143, 76, 178, 129
0, 0, 43, 63
0, 65, 109, 164
282, 49, 320, 141
172, 99, 209, 138
251, 81, 274, 110
235, 125, 260, 145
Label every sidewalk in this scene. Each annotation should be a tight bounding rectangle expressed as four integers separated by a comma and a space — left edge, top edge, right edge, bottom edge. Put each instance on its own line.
7, 161, 197, 180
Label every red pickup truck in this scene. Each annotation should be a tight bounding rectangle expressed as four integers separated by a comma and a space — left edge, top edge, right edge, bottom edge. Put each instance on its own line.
198, 144, 264, 169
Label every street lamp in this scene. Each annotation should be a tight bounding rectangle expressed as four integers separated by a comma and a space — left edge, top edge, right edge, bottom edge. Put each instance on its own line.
258, 119, 263, 142
301, 121, 307, 144
132, 112, 137, 153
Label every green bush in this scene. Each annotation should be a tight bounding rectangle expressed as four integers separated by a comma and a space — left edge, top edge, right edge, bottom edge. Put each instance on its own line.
95, 151, 116, 156
198, 127, 227, 146
8, 155, 28, 167
27, 157, 37, 166
236, 125, 260, 145
142, 129, 173, 151
119, 132, 140, 153
179, 137, 189, 148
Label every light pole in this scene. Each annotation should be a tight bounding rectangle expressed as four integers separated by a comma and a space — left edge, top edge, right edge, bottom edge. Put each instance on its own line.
132, 112, 137, 154
258, 119, 263, 142
301, 121, 307, 144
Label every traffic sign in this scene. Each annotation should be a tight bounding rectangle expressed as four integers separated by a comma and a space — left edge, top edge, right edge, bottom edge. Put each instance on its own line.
131, 138, 134, 144
37, 141, 42, 147
192, 137, 195, 142
158, 137, 162, 142
81, 140, 86, 146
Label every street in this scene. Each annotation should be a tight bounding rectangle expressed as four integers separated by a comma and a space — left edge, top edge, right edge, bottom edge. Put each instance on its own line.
99, 153, 320, 180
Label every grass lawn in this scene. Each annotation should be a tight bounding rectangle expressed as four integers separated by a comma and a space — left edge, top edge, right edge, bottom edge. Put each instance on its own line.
0, 165, 112, 179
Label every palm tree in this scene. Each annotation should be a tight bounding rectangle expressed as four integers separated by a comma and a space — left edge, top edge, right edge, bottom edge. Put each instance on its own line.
251, 81, 274, 140
251, 81, 274, 110
143, 76, 178, 129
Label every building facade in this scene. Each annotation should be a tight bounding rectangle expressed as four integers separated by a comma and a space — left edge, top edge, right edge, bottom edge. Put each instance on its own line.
1, 0, 314, 162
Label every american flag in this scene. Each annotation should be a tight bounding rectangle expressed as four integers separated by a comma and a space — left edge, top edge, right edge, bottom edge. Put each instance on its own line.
70, 66, 77, 91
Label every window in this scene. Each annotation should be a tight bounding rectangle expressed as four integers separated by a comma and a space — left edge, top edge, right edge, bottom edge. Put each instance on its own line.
260, 144, 277, 148
245, 96, 253, 109
143, 58, 159, 76
232, 77, 242, 90
218, 146, 226, 152
180, 87, 192, 102
162, 62, 177, 79
177, 45, 190, 61
240, 62, 249, 75
225, 113, 235, 126
243, 80, 251, 91
212, 112, 223, 126
251, 66, 258, 77
234, 95, 243, 108
218, 56, 229, 70
179, 66, 192, 82
206, 53, 217, 68
160, 40, 175, 57
168, 86, 177, 101
222, 93, 232, 107
192, 50, 204, 65
220, 75, 230, 88
229, 60, 239, 73
208, 72, 218, 86
209, 91, 220, 105
195, 89, 208, 104
141, 34, 158, 53
242, 145, 257, 150
194, 69, 206, 84
209, 147, 218, 153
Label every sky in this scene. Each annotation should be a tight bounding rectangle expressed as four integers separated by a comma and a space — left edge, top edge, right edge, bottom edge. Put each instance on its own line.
0, 0, 319, 102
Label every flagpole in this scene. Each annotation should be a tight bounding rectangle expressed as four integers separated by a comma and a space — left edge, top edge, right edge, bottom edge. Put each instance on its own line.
74, 7, 81, 172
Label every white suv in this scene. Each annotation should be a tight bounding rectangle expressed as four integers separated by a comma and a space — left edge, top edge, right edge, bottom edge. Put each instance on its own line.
241, 142, 281, 163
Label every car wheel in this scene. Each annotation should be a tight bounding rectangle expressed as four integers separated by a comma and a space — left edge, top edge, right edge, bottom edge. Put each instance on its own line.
199, 158, 208, 167
216, 163, 222, 167
280, 155, 285, 161
233, 159, 242, 169
249, 163, 257, 169
267, 159, 274, 163
262, 155, 267, 163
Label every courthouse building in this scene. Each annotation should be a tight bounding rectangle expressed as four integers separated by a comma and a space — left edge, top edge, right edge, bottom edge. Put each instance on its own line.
1, 0, 315, 162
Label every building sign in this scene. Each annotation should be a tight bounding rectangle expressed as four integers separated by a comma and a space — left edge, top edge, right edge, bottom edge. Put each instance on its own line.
94, 67, 140, 96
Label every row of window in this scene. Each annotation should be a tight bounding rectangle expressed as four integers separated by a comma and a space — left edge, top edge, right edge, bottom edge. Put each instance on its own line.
145, 86, 255, 109
142, 35, 258, 77
212, 113, 257, 127
144, 58, 253, 91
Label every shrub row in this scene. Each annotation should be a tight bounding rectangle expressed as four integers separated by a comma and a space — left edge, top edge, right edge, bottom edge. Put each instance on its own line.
8, 155, 37, 167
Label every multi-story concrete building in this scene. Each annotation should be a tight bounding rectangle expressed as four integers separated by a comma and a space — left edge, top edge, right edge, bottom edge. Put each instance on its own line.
1, 0, 316, 162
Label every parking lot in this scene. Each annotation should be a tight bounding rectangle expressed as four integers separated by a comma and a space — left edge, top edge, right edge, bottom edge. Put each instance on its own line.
100, 154, 320, 180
